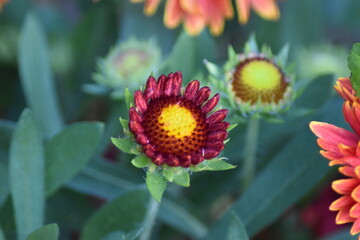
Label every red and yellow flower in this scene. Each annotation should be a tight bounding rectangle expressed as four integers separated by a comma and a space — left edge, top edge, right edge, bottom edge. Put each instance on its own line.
129, 72, 229, 167
130, 0, 281, 36
310, 78, 360, 238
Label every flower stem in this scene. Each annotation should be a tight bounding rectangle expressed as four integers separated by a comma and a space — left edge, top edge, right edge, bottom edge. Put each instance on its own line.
140, 197, 160, 240
241, 117, 260, 191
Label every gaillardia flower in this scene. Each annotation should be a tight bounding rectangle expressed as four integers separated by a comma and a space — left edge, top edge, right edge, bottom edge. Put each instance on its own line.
205, 36, 294, 119
90, 37, 161, 98
130, 0, 282, 36
310, 78, 360, 238
112, 72, 235, 201
130, 72, 229, 167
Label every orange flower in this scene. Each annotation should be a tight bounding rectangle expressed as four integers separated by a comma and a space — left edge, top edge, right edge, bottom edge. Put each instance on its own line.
310, 78, 360, 238
235, 0, 280, 24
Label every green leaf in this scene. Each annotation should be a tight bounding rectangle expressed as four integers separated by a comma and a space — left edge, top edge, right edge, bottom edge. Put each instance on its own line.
0, 225, 5, 240
226, 212, 249, 240
9, 109, 45, 240
124, 88, 133, 109
81, 189, 149, 240
100, 228, 142, 240
26, 224, 59, 240
348, 43, 360, 97
45, 122, 104, 195
190, 159, 236, 172
146, 171, 167, 202
18, 14, 63, 139
173, 170, 190, 187
111, 137, 136, 154
131, 155, 150, 168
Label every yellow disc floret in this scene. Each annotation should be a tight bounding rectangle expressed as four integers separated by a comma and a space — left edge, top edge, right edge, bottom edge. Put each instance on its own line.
158, 104, 196, 138
242, 60, 281, 90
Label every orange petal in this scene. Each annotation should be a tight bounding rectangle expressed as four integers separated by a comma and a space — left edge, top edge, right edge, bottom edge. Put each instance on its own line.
130, 0, 144, 2
309, 121, 359, 147
250, 0, 280, 21
317, 139, 342, 155
236, 0, 251, 24
356, 166, 360, 179
330, 195, 354, 211
350, 203, 360, 218
339, 143, 356, 156
343, 102, 360, 136
333, 179, 359, 195
164, 0, 184, 28
339, 166, 357, 178
351, 217, 360, 235
352, 185, 360, 202
216, 0, 234, 19
180, 0, 202, 14
336, 204, 356, 224
144, 0, 162, 15
183, 13, 206, 36
343, 156, 360, 167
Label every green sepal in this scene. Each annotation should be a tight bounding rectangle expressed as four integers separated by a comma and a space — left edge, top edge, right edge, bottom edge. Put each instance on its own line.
146, 170, 167, 202
173, 170, 190, 187
275, 44, 290, 67
124, 88, 133, 109
190, 158, 236, 172
111, 137, 136, 154
244, 34, 258, 54
203, 59, 222, 79
131, 155, 150, 168
227, 123, 238, 132
119, 118, 129, 130
161, 167, 175, 182
348, 43, 360, 97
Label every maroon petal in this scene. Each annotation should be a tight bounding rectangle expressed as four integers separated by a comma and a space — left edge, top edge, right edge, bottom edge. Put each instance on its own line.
172, 72, 182, 96
202, 94, 220, 114
129, 121, 144, 134
166, 155, 180, 167
206, 109, 228, 124
185, 80, 200, 100
208, 131, 228, 142
208, 122, 230, 131
194, 87, 211, 106
203, 148, 220, 159
136, 134, 149, 145
152, 154, 165, 165
129, 107, 142, 122
134, 91, 147, 114
164, 73, 174, 96
180, 154, 192, 168
191, 154, 204, 165
155, 74, 166, 98
205, 141, 224, 152
143, 144, 155, 158
144, 76, 157, 100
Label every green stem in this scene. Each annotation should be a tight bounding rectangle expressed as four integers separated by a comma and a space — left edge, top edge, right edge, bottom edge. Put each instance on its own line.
139, 197, 160, 240
241, 117, 260, 191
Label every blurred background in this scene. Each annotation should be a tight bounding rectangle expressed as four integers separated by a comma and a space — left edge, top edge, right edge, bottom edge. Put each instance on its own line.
1, 0, 360, 239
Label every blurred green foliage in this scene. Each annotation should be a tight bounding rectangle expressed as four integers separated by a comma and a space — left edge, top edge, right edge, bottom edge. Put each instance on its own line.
0, 0, 359, 239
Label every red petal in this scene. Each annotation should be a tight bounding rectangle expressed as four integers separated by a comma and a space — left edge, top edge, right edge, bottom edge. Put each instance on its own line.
152, 154, 165, 165
194, 86, 211, 106
330, 195, 354, 211
202, 93, 220, 114
317, 139, 342, 155
191, 153, 204, 165
129, 121, 144, 134
206, 109, 228, 124
339, 166, 357, 177
172, 72, 182, 96
343, 102, 360, 136
336, 205, 356, 224
129, 107, 143, 122
208, 121, 230, 131
203, 148, 220, 159
208, 130, 228, 142
155, 74, 166, 98
350, 203, 360, 218
206, 141, 224, 152
166, 155, 180, 167
350, 217, 360, 235
144, 76, 157, 100
164, 73, 174, 96
352, 185, 360, 202
180, 154, 192, 168
136, 133, 149, 145
134, 91, 148, 114
332, 179, 359, 195
309, 121, 359, 147
185, 80, 200, 100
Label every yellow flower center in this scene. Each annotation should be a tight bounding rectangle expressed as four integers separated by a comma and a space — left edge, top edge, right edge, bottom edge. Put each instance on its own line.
158, 104, 196, 139
242, 60, 281, 90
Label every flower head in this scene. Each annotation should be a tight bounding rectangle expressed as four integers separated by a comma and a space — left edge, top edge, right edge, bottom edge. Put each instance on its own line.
130, 72, 229, 167
112, 72, 235, 201
130, 0, 282, 36
205, 36, 294, 120
91, 37, 161, 98
310, 78, 360, 237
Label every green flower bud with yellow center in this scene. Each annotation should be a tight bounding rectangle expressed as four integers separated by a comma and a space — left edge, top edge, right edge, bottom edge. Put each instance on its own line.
205, 36, 295, 121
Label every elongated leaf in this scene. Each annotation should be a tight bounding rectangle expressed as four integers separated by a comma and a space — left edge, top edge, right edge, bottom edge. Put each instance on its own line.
45, 122, 104, 195
0, 225, 5, 240
18, 14, 63, 139
9, 109, 44, 240
81, 189, 149, 240
226, 213, 249, 240
26, 224, 59, 240
206, 98, 344, 239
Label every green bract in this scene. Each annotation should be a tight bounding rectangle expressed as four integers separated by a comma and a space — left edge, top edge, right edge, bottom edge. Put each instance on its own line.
348, 43, 360, 97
